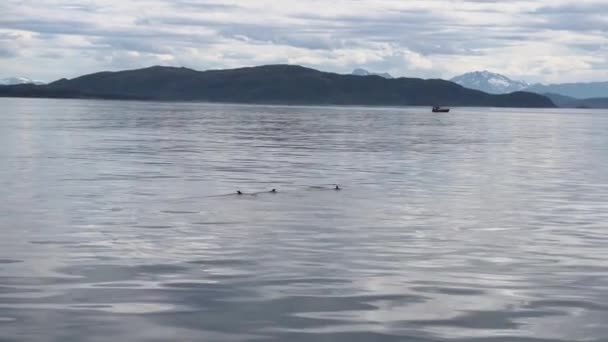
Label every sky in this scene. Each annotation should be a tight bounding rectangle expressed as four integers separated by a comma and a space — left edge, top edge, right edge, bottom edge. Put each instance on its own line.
0, 0, 607, 83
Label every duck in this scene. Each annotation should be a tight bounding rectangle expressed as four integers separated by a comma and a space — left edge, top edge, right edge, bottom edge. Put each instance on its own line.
334, 185, 341, 190
236, 190, 243, 195
270, 189, 277, 193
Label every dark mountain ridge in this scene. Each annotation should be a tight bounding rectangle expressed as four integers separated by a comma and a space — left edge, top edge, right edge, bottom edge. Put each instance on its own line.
0, 65, 555, 107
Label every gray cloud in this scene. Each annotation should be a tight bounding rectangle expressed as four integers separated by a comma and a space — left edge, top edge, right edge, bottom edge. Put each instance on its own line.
0, 32, 20, 58
529, 3, 608, 31
572, 43, 605, 52
0, 19, 97, 36
0, 18, 215, 42
167, 0, 242, 10
148, 6, 518, 55
151, 17, 351, 50
0, 45, 18, 58
92, 37, 174, 54
37, 51, 64, 59
57, 2, 101, 12
532, 3, 608, 14
532, 15, 608, 32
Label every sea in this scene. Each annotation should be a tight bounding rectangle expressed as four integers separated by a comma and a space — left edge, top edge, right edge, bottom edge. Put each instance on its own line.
1, 98, 607, 341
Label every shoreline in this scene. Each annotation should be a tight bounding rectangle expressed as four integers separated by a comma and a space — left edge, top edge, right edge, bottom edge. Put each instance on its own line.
0, 95, 559, 110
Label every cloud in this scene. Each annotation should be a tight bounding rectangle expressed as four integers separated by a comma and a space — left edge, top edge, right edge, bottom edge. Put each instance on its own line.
0, 0, 606, 83
0, 32, 20, 58
0, 19, 98, 36
0, 45, 18, 58
532, 2, 608, 15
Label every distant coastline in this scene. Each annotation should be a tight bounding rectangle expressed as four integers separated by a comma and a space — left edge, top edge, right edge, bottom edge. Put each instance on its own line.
0, 64, 555, 108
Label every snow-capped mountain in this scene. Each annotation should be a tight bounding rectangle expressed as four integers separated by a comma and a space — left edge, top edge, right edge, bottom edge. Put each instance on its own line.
352, 68, 393, 79
450, 71, 528, 94
0, 77, 45, 86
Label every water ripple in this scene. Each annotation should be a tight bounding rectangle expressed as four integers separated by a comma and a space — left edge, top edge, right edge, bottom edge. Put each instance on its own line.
1, 99, 608, 341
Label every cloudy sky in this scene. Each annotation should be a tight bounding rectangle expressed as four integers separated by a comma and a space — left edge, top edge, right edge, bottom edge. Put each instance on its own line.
0, 0, 607, 83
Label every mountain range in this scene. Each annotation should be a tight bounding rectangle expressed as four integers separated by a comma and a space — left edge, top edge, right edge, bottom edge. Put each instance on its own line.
451, 71, 529, 94
352, 68, 393, 79
0, 77, 45, 86
450, 71, 608, 107
0, 64, 553, 108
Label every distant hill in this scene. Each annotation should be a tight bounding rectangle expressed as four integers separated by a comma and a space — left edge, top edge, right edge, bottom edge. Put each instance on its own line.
0, 77, 45, 86
525, 82, 608, 99
452, 71, 608, 99
544, 93, 608, 109
451, 71, 529, 94
352, 68, 393, 79
0, 65, 554, 107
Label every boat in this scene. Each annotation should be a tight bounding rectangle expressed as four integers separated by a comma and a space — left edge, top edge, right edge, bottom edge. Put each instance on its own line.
432, 106, 450, 113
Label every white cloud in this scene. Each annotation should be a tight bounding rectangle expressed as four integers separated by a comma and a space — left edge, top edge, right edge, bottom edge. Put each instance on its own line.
0, 0, 606, 83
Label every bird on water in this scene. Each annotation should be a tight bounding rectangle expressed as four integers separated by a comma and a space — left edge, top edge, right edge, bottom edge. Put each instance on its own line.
270, 189, 277, 193
237, 190, 243, 195
334, 185, 341, 190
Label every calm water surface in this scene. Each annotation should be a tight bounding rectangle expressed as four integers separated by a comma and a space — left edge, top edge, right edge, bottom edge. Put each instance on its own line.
1, 98, 608, 341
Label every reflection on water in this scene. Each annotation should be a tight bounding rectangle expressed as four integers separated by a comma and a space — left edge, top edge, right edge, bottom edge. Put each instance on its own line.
1, 98, 608, 341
